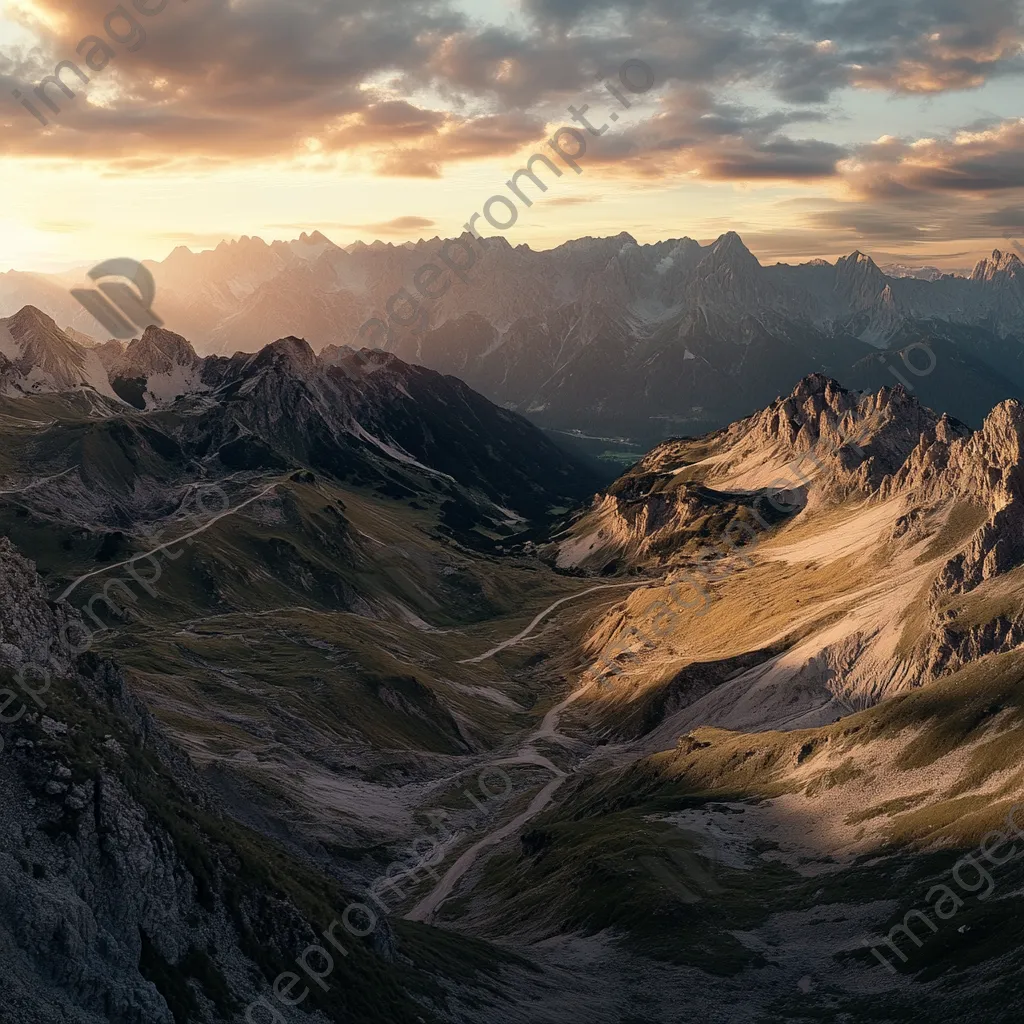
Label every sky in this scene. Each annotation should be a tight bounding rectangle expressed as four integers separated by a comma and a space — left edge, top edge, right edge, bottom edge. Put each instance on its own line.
0, 0, 1022, 273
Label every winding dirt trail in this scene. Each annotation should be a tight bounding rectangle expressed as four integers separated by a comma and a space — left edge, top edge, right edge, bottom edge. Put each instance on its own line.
406, 772, 567, 922
58, 481, 283, 600
408, 586, 631, 922
405, 693, 581, 923
0, 466, 76, 496
457, 580, 650, 664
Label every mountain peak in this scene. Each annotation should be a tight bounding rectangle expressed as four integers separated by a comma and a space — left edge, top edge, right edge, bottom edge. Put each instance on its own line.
7, 304, 60, 334
979, 397, 1024, 451
2, 306, 78, 360
699, 231, 759, 269
971, 248, 1024, 283
789, 373, 846, 400
217, 235, 270, 252
837, 250, 880, 271
104, 326, 204, 408
833, 250, 886, 308
164, 245, 195, 267
319, 342, 357, 367
990, 248, 1022, 265
0, 305, 118, 400
127, 326, 199, 366
711, 230, 752, 255
253, 335, 317, 374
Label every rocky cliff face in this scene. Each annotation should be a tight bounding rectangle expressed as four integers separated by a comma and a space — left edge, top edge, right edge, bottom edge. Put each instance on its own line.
880, 399, 1024, 626
0, 306, 117, 400
715, 373, 963, 501
0, 536, 76, 677
0, 538, 441, 1024
554, 376, 1024, 734
553, 374, 968, 571
105, 327, 206, 410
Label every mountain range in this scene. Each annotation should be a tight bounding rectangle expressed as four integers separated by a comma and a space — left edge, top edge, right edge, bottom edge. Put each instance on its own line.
3, 321, 1024, 1019
5, 231, 1024, 446
6, 223, 1024, 1023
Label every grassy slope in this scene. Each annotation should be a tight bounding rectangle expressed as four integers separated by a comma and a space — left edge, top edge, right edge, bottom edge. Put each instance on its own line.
449, 648, 1024, 1019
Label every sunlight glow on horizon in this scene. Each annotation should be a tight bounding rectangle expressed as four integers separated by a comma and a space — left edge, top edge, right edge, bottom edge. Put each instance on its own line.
1, 0, 1021, 274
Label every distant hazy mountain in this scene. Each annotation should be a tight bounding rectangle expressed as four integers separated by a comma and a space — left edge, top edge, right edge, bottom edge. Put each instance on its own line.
4, 231, 1024, 442
879, 262, 947, 281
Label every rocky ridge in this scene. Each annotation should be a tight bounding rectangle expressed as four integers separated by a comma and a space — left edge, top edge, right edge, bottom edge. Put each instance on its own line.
0, 534, 471, 1024
553, 374, 968, 571
0, 307, 598, 530
4, 232, 1024, 444
102, 326, 207, 410
0, 306, 117, 400
554, 375, 1024, 744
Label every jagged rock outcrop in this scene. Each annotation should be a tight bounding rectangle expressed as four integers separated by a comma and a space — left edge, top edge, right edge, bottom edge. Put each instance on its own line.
105, 326, 206, 409
718, 373, 967, 503
0, 306, 117, 400
0, 536, 76, 676
882, 400, 1024, 597
558, 376, 1024, 716
554, 374, 946, 570
0, 537, 428, 1024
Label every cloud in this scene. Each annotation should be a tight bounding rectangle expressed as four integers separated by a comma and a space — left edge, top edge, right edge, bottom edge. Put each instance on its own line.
349, 216, 437, 235
0, 0, 1019, 178
330, 109, 547, 177
844, 120, 1024, 196
545, 195, 602, 205
573, 88, 847, 182
764, 118, 1023, 251
265, 217, 437, 237
0, 0, 470, 166
522, 0, 1024, 101
0, 0, 1022, 298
